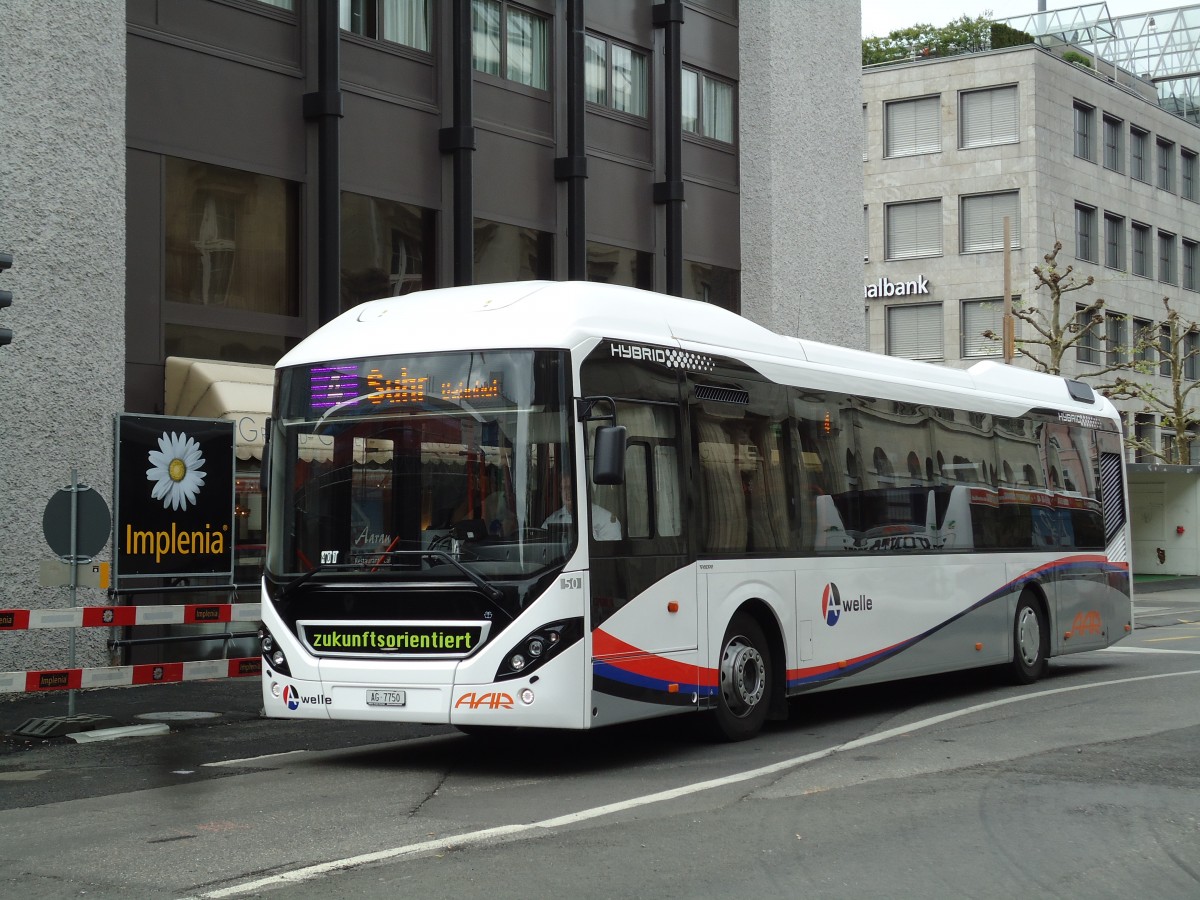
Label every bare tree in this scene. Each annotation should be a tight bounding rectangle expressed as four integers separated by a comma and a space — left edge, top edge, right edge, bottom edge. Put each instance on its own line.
1101, 297, 1200, 464
983, 240, 1128, 376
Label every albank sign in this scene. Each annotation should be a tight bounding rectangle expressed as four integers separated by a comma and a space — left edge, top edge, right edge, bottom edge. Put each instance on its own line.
864, 275, 931, 299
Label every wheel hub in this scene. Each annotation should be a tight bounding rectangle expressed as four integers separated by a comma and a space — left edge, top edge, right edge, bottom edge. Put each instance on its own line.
720, 637, 765, 717
1017, 606, 1041, 666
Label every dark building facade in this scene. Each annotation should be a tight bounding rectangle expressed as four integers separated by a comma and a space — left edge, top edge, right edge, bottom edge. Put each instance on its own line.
125, 0, 743, 415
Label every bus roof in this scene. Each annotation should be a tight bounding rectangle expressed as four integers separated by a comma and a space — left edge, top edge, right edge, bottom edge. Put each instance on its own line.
278, 281, 1119, 422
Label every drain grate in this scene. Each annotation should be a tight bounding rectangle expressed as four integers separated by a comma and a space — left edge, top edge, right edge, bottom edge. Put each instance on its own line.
11, 714, 118, 739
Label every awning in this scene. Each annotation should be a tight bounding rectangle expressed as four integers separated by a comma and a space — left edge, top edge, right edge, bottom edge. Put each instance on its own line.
164, 357, 274, 461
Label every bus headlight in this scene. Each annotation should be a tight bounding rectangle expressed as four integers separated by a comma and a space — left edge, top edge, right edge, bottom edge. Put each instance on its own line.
494, 618, 584, 680
261, 626, 290, 676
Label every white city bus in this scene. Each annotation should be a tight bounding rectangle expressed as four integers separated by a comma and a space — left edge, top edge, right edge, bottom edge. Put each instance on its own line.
259, 282, 1132, 740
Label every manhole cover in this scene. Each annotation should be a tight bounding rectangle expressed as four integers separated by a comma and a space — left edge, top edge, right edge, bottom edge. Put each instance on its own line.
134, 711, 222, 722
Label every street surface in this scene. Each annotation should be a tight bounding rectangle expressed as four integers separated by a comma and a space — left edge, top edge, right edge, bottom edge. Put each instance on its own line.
1, 590, 1198, 899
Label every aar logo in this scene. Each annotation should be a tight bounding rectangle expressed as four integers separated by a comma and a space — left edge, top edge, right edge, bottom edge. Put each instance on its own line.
822, 583, 842, 627
283, 685, 300, 711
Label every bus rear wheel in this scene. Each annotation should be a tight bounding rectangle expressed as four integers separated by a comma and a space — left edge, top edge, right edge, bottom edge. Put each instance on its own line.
712, 613, 772, 741
1009, 592, 1048, 684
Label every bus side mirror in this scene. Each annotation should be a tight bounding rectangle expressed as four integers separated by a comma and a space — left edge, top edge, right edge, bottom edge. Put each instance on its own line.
259, 417, 272, 493
592, 425, 627, 485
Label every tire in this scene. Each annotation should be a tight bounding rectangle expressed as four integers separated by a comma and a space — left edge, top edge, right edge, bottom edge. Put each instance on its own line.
1009, 592, 1048, 684
711, 613, 773, 741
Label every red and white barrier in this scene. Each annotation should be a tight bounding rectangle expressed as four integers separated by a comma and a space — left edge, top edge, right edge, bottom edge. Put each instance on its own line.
0, 657, 262, 694
0, 603, 261, 630
0, 603, 264, 693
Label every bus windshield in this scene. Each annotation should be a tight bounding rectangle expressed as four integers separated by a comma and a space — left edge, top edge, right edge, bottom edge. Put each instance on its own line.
266, 349, 574, 585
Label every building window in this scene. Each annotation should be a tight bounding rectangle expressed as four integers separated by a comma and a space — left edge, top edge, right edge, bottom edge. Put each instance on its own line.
863, 104, 869, 161
1157, 138, 1175, 192
1103, 114, 1123, 172
1160, 324, 1173, 378
584, 34, 648, 117
164, 157, 299, 317
684, 261, 740, 313
1075, 306, 1102, 364
959, 85, 1018, 148
884, 95, 940, 158
1107, 314, 1130, 367
961, 298, 1006, 358
340, 0, 430, 51
1134, 413, 1155, 463
1184, 239, 1199, 292
1130, 127, 1149, 182
1075, 203, 1097, 263
887, 303, 943, 360
960, 191, 1019, 253
1183, 149, 1198, 202
1073, 101, 1095, 162
682, 68, 735, 143
473, 218, 552, 282
1186, 330, 1200, 381
1159, 230, 1177, 285
341, 192, 435, 313
1132, 222, 1151, 277
1133, 317, 1154, 366
863, 205, 869, 261
586, 241, 652, 289
472, 0, 549, 90
1104, 212, 1125, 270
164, 324, 298, 366
885, 199, 942, 260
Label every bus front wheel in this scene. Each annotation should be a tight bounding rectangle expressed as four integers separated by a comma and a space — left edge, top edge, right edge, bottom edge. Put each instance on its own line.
712, 613, 772, 741
1009, 592, 1049, 684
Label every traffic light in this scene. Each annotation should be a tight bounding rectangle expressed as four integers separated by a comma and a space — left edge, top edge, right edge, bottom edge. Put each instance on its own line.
0, 251, 12, 349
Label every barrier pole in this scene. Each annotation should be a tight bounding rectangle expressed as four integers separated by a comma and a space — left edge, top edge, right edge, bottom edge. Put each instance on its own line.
68, 468, 79, 716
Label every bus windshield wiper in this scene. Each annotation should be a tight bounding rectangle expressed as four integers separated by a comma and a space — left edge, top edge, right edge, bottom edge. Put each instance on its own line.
365, 549, 507, 616
281, 562, 366, 596
373, 549, 505, 605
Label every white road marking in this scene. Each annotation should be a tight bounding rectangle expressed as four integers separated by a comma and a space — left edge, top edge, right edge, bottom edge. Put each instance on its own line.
1102, 645, 1200, 654
182, 666, 1200, 899
203, 749, 310, 768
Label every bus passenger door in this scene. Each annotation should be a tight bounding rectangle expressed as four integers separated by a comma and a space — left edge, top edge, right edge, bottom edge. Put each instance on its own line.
586, 400, 694, 656
584, 396, 698, 725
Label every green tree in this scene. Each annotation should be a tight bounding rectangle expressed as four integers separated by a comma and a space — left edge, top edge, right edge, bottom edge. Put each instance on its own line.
862, 13, 994, 66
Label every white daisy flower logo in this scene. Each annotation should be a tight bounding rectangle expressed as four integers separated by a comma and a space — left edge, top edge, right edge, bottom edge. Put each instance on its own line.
146, 431, 208, 511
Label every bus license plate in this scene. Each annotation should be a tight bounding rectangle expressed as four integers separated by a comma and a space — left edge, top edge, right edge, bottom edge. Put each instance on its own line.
366, 689, 406, 707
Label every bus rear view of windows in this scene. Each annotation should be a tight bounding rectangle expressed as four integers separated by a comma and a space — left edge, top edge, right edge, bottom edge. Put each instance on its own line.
259, 282, 1132, 741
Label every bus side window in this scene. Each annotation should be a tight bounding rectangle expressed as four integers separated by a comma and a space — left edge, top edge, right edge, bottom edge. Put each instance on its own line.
587, 401, 684, 553
623, 441, 651, 538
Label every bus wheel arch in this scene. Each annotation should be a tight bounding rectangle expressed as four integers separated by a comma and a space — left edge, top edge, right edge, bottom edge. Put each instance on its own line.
711, 602, 783, 741
1008, 585, 1050, 684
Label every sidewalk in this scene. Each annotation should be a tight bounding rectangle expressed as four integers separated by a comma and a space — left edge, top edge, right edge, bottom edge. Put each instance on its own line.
0, 675, 263, 744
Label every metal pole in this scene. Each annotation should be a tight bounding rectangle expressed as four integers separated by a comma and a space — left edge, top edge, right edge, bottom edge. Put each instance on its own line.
68, 469, 79, 717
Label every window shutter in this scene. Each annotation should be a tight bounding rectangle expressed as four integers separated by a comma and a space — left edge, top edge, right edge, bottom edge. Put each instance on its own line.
887, 304, 943, 359
962, 299, 1004, 357
886, 200, 942, 260
961, 192, 1020, 252
961, 87, 1017, 148
886, 96, 940, 157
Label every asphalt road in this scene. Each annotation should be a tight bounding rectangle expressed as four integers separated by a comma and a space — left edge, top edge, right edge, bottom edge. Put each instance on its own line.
1, 589, 1198, 899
